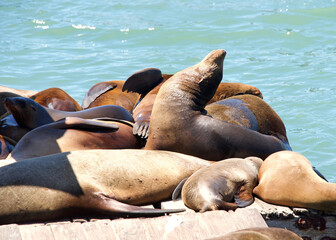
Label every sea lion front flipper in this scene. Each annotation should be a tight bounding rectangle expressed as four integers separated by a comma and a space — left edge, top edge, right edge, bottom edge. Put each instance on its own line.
82, 82, 118, 109
172, 178, 188, 200
234, 183, 254, 208
133, 121, 150, 139
61, 117, 119, 131
122, 68, 163, 95
86, 192, 185, 217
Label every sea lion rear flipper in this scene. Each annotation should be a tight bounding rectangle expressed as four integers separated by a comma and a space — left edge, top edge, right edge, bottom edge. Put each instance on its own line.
61, 117, 119, 131
82, 83, 118, 109
312, 166, 328, 182
122, 68, 163, 95
88, 192, 185, 216
172, 178, 188, 201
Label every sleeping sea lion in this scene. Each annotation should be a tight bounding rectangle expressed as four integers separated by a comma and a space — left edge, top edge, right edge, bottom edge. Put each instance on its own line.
0, 149, 212, 224
173, 157, 263, 212
82, 80, 140, 112
7, 117, 142, 161
253, 150, 336, 211
31, 87, 82, 111
145, 49, 288, 160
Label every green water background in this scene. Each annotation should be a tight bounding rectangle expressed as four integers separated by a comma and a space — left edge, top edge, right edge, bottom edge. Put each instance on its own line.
1, 1, 335, 181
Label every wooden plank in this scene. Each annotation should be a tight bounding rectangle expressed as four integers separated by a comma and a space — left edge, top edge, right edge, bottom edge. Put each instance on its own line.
160, 200, 195, 213
110, 218, 148, 240
19, 224, 55, 240
82, 220, 119, 240
50, 222, 88, 240
0, 224, 23, 240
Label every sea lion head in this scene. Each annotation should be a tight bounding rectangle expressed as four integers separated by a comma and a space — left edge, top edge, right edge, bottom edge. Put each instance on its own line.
4, 97, 53, 129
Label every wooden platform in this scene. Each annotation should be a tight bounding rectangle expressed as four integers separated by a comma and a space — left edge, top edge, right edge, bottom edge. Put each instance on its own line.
0, 198, 335, 240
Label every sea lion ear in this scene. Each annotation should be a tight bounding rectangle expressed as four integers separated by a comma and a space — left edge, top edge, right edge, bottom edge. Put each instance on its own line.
82, 83, 118, 109
122, 68, 163, 95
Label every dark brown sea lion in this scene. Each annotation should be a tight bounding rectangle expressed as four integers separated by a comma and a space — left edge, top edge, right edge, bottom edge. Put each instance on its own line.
4, 97, 134, 131
123, 70, 263, 138
7, 117, 142, 161
173, 157, 263, 212
208, 227, 302, 240
253, 151, 336, 211
0, 134, 15, 160
205, 94, 290, 148
0, 92, 22, 118
82, 80, 140, 112
31, 87, 82, 111
0, 85, 37, 98
0, 149, 212, 224
145, 49, 288, 160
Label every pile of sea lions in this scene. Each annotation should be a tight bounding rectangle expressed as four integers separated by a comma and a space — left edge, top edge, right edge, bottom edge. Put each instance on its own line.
0, 50, 334, 236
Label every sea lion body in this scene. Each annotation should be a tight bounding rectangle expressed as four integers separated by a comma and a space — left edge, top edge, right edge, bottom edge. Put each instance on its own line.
82, 80, 139, 112
145, 50, 288, 160
253, 151, 336, 211
4, 97, 134, 130
205, 94, 289, 145
0, 149, 212, 224
31, 87, 82, 111
0, 85, 37, 98
179, 157, 263, 212
7, 117, 142, 161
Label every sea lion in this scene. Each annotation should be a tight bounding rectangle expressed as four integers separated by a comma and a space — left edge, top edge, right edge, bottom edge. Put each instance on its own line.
0, 92, 22, 117
4, 97, 134, 131
205, 94, 290, 147
31, 87, 82, 111
7, 117, 142, 161
208, 227, 302, 240
253, 151, 336, 211
0, 134, 15, 160
0, 149, 212, 224
145, 49, 288, 160
82, 80, 140, 112
173, 157, 263, 212
0, 113, 29, 143
0, 85, 37, 98
123, 69, 263, 139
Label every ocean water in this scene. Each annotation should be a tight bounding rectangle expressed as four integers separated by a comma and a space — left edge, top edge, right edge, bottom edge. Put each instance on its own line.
0, 0, 335, 181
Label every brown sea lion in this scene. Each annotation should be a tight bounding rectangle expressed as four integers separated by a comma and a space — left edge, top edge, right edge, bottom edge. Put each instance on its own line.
253, 151, 336, 211
4, 97, 134, 131
123, 70, 263, 138
144, 49, 288, 160
0, 85, 37, 98
0, 135, 15, 160
0, 149, 212, 224
208, 227, 302, 240
82, 80, 140, 112
31, 87, 82, 111
205, 94, 290, 148
173, 157, 263, 212
7, 117, 142, 161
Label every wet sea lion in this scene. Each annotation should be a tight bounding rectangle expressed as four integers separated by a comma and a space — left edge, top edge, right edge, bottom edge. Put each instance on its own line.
0, 149, 212, 224
0, 92, 22, 117
253, 151, 336, 211
31, 87, 82, 111
7, 117, 142, 161
0, 85, 37, 98
123, 69, 263, 139
82, 80, 140, 112
4, 97, 134, 131
209, 227, 302, 240
173, 157, 263, 212
205, 94, 290, 147
145, 49, 288, 160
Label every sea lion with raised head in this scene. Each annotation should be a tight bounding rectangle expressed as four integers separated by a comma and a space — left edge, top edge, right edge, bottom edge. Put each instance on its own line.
4, 97, 134, 131
82, 80, 140, 112
31, 87, 82, 111
145, 50, 288, 160
253, 150, 336, 211
173, 157, 263, 212
0, 149, 212, 224
205, 94, 290, 148
7, 117, 142, 161
208, 227, 302, 240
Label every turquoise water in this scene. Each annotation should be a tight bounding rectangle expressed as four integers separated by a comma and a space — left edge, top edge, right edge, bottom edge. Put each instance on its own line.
1, 1, 335, 181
